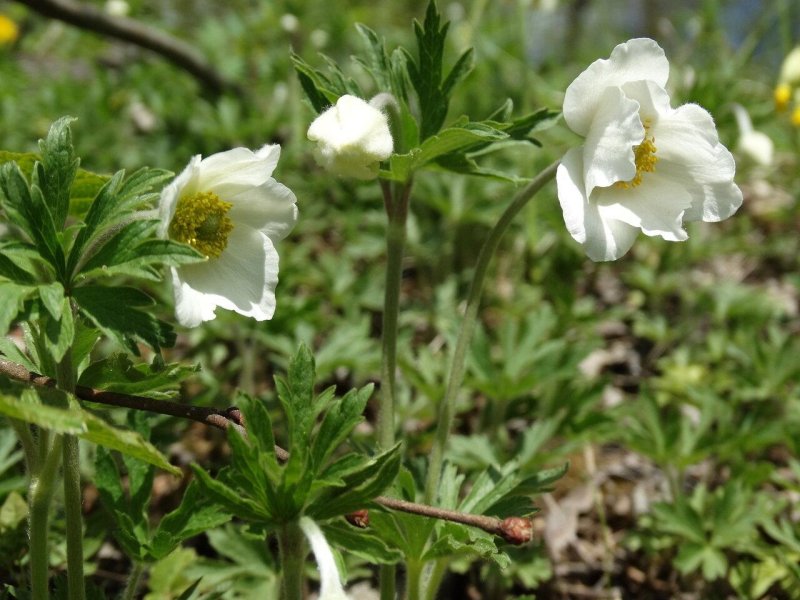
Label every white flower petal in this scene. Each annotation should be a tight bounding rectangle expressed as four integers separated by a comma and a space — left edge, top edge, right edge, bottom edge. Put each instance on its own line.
557, 147, 639, 261
307, 94, 393, 180
299, 517, 351, 600
594, 173, 691, 241
171, 267, 218, 328
158, 155, 201, 237
654, 104, 743, 222
218, 179, 298, 242
583, 87, 643, 196
198, 145, 281, 190
564, 38, 669, 136
174, 226, 279, 323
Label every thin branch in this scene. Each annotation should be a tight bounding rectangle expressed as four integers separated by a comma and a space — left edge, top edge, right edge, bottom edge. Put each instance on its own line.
13, 0, 240, 95
0, 356, 532, 544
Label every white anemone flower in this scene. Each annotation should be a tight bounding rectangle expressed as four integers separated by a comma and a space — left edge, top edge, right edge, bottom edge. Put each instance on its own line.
299, 517, 352, 600
158, 145, 298, 327
556, 38, 743, 261
307, 95, 394, 180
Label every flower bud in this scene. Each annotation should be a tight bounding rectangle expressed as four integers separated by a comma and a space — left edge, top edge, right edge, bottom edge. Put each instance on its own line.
779, 46, 800, 87
307, 95, 394, 180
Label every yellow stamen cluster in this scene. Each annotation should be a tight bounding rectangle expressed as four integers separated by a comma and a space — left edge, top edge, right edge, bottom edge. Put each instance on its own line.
616, 123, 658, 190
169, 191, 234, 258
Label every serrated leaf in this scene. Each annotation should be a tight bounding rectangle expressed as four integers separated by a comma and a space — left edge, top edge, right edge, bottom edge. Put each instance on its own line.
190, 464, 272, 523
307, 443, 401, 520
73, 285, 175, 353
0, 162, 64, 278
38, 116, 79, 229
150, 479, 233, 560
311, 385, 372, 471
423, 522, 510, 568
78, 353, 198, 398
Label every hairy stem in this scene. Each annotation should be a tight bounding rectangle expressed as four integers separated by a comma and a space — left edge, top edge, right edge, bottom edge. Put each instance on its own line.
57, 348, 85, 600
378, 180, 412, 451
29, 435, 63, 600
424, 162, 559, 504
277, 521, 306, 600
121, 562, 145, 600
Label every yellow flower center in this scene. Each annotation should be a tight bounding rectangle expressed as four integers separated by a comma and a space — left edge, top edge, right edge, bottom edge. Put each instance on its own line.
169, 191, 234, 258
775, 83, 791, 112
616, 121, 658, 190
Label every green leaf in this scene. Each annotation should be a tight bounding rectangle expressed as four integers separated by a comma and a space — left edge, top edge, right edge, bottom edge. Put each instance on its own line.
0, 162, 64, 278
423, 522, 510, 568
78, 353, 198, 399
387, 122, 507, 180
0, 392, 85, 434
278, 344, 316, 454
66, 171, 125, 276
311, 385, 372, 471
190, 464, 272, 523
78, 220, 203, 282
37, 282, 65, 321
0, 282, 34, 335
43, 297, 75, 363
0, 249, 37, 285
307, 444, 402, 520
38, 116, 79, 229
0, 150, 109, 218
73, 285, 175, 353
80, 409, 179, 474
290, 53, 360, 114
323, 521, 403, 564
151, 479, 233, 560
236, 392, 279, 474
403, 1, 470, 140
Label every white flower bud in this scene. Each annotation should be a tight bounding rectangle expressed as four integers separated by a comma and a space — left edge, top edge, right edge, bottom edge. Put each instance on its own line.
732, 103, 773, 167
307, 95, 394, 180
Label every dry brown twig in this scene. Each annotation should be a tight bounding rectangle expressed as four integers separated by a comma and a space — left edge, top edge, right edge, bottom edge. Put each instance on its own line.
13, 0, 240, 95
0, 356, 533, 545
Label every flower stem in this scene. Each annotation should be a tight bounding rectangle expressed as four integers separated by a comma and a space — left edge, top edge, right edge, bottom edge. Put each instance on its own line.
378, 180, 412, 451
423, 161, 559, 505
378, 180, 411, 600
29, 434, 63, 600
57, 349, 85, 600
277, 521, 306, 600
121, 562, 145, 600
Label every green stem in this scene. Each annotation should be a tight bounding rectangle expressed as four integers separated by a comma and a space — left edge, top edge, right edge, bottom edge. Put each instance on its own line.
378, 180, 412, 451
277, 521, 306, 600
424, 162, 559, 505
378, 180, 412, 600
121, 562, 145, 600
29, 434, 63, 600
406, 560, 424, 600
380, 564, 397, 600
57, 349, 85, 600
422, 558, 448, 600
9, 419, 37, 473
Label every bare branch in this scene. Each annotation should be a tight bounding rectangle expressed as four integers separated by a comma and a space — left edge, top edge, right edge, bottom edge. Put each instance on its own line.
0, 356, 532, 544
14, 0, 240, 95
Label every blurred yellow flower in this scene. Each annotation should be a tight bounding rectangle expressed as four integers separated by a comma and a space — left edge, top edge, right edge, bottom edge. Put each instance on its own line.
0, 14, 19, 45
791, 106, 800, 128
774, 83, 791, 112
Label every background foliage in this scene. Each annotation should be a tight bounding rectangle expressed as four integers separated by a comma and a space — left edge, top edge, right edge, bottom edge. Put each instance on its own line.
1, 0, 799, 597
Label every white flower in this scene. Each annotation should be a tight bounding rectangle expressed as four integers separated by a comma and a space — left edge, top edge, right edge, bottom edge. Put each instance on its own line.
299, 517, 351, 600
159, 145, 297, 327
731, 103, 773, 167
307, 95, 394, 180
556, 38, 743, 261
